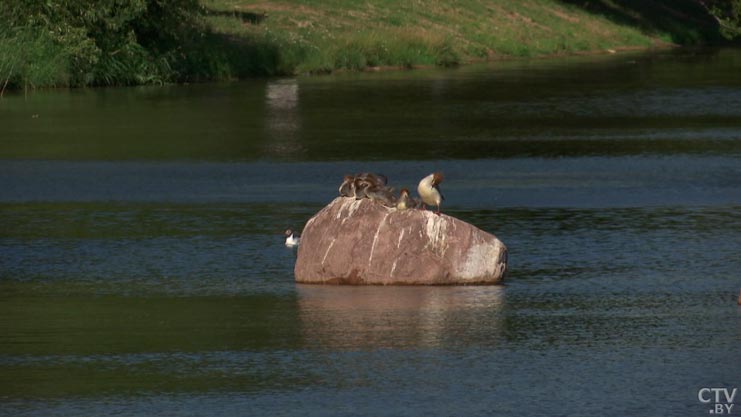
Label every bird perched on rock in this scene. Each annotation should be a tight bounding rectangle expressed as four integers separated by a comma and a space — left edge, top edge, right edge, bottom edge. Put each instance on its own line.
338, 172, 400, 208
339, 175, 356, 197
338, 172, 390, 201
365, 184, 397, 207
355, 172, 388, 187
396, 188, 418, 210
353, 178, 372, 199
284, 229, 300, 247
352, 173, 387, 200
417, 172, 445, 215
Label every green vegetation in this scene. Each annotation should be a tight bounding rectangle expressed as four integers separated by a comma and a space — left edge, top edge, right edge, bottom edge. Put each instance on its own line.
0, 0, 738, 90
703, 0, 741, 39
0, 0, 276, 92
559, 0, 737, 44
205, 0, 655, 73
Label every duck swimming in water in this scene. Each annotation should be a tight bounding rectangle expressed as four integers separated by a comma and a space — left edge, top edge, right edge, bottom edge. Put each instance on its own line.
417, 172, 445, 215
284, 229, 300, 247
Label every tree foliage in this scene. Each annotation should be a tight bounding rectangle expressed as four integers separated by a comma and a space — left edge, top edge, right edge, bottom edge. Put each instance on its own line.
702, 0, 741, 39
0, 0, 209, 87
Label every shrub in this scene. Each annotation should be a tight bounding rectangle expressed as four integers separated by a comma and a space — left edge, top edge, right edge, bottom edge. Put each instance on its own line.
705, 0, 741, 39
0, 0, 218, 88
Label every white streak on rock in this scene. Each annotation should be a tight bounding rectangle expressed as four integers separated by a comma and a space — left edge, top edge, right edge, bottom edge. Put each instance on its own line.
368, 212, 389, 266
397, 228, 406, 248
455, 242, 502, 281
424, 214, 449, 255
337, 197, 363, 220
321, 238, 336, 266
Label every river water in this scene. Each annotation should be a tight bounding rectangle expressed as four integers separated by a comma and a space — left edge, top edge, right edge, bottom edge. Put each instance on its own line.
1, 48, 740, 416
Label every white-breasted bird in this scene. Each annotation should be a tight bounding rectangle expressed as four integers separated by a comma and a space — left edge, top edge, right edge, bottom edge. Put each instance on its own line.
284, 229, 300, 247
417, 172, 445, 215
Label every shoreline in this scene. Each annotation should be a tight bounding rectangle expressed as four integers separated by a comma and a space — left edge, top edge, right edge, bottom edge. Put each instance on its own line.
0, 42, 687, 94
310, 41, 678, 76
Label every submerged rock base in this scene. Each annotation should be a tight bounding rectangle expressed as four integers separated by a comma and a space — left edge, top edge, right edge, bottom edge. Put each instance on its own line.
294, 197, 507, 285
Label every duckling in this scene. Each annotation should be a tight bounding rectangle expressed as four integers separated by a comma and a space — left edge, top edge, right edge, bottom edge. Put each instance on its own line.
353, 178, 372, 199
417, 172, 445, 215
284, 229, 300, 247
396, 187, 418, 210
355, 172, 388, 187
366, 185, 397, 207
339, 174, 356, 197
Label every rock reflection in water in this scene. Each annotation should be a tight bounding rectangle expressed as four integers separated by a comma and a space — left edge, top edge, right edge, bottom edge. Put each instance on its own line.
264, 79, 304, 157
297, 285, 505, 349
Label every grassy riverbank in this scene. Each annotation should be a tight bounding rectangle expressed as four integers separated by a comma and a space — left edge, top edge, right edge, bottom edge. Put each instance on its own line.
191, 0, 733, 75
0, 0, 732, 90
204, 0, 657, 74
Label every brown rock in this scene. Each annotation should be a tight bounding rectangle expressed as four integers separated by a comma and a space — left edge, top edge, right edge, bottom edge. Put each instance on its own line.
294, 197, 507, 285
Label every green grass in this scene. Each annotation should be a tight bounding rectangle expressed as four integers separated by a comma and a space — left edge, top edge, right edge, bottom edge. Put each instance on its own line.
0, 0, 731, 90
0, 27, 71, 93
201, 0, 660, 73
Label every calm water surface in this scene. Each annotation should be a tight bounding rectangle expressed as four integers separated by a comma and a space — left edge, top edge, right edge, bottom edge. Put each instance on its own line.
1, 48, 740, 416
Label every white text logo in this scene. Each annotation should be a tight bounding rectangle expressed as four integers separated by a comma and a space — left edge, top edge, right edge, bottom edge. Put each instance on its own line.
699, 388, 738, 415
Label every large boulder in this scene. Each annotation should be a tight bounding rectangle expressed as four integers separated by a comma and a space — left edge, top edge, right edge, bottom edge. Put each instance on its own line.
294, 197, 507, 285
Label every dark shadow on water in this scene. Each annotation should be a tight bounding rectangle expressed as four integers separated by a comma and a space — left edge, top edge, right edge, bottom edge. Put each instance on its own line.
185, 31, 285, 79
557, 0, 724, 44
